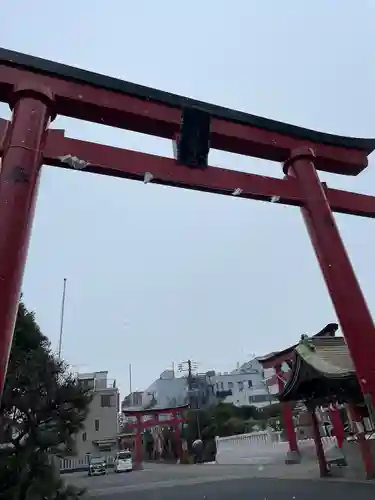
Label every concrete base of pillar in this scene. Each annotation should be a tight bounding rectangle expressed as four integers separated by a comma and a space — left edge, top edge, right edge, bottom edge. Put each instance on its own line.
325, 446, 347, 467
133, 462, 144, 471
285, 450, 301, 464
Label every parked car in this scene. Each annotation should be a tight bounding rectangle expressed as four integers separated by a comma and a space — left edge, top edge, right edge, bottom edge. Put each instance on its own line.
114, 450, 133, 473
88, 456, 107, 476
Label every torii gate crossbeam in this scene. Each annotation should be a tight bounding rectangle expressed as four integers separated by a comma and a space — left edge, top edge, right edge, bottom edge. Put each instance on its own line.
0, 49, 375, 424
1, 121, 375, 218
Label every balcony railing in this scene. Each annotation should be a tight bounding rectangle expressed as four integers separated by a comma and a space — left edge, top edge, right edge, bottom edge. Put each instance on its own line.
79, 378, 117, 391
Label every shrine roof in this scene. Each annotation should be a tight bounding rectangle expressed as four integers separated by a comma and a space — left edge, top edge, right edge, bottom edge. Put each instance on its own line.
0, 48, 374, 153
258, 323, 338, 368
296, 337, 354, 377
278, 336, 361, 404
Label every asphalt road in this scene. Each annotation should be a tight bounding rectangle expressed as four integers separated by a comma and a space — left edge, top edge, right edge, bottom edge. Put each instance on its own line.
66, 463, 375, 499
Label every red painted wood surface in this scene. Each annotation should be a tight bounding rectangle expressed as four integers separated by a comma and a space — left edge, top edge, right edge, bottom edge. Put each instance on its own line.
1, 119, 375, 218
0, 65, 370, 174
0, 87, 53, 396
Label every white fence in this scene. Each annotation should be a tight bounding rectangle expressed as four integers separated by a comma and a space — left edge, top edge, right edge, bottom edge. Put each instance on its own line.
60, 455, 115, 473
215, 430, 337, 465
59, 432, 338, 471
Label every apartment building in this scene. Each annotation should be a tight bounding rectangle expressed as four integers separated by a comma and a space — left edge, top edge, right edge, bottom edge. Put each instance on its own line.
142, 368, 217, 410
75, 371, 119, 460
121, 391, 144, 410
141, 360, 275, 411
142, 369, 188, 409
212, 358, 277, 408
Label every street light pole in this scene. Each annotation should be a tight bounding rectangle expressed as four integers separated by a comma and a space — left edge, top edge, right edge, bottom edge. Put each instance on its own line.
58, 278, 67, 360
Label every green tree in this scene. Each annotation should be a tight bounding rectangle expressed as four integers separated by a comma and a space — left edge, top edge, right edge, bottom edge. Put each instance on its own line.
0, 301, 92, 500
184, 402, 284, 443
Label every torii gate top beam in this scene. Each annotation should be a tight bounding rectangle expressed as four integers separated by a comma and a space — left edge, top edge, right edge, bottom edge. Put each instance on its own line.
0, 48, 374, 175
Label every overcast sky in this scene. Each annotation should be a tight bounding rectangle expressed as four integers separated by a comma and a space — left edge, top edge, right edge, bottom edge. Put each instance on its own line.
1, 1, 375, 399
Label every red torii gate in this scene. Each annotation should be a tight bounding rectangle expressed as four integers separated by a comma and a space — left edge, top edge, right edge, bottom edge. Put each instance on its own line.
0, 48, 375, 419
122, 405, 187, 468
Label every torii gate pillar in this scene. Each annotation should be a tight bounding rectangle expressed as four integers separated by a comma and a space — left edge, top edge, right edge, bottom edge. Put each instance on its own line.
276, 364, 300, 463
0, 84, 54, 395
284, 147, 375, 412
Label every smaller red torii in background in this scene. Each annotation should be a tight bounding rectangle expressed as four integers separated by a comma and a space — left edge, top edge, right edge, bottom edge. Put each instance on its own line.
121, 405, 187, 469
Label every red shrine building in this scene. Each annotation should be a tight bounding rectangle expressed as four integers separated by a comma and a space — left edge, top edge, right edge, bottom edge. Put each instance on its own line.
260, 324, 375, 479
259, 323, 339, 463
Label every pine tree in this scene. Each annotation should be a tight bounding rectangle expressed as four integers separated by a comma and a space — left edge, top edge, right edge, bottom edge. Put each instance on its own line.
0, 301, 92, 500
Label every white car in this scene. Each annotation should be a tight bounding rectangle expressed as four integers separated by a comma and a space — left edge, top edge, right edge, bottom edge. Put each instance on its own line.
114, 450, 133, 473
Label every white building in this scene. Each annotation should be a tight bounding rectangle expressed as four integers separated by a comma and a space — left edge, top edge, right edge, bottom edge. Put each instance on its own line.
75, 371, 119, 460
261, 362, 293, 397
212, 358, 277, 408
263, 367, 279, 395
142, 359, 277, 411
142, 369, 188, 409
142, 368, 217, 409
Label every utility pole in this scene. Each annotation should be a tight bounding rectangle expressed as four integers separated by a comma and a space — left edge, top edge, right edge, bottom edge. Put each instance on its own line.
187, 360, 193, 408
178, 359, 201, 438
178, 359, 198, 407
129, 363, 133, 405
58, 278, 67, 360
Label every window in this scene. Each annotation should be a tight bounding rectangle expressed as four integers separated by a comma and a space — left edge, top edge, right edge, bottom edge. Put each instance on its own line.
95, 419, 100, 431
247, 380, 253, 389
80, 378, 94, 390
237, 381, 244, 392
101, 394, 112, 407
220, 382, 224, 390
228, 382, 233, 389
82, 432, 87, 442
